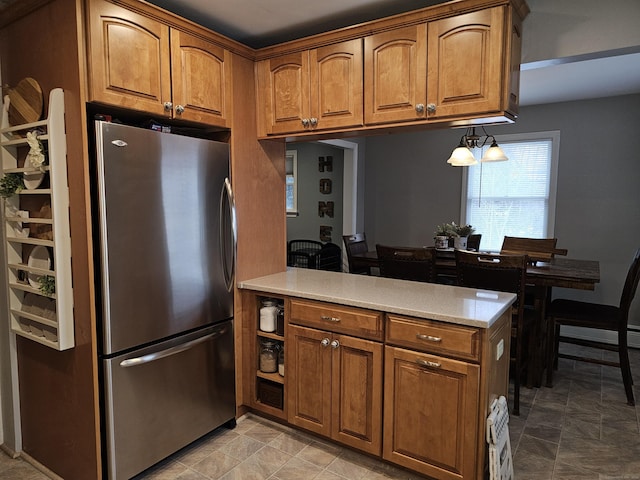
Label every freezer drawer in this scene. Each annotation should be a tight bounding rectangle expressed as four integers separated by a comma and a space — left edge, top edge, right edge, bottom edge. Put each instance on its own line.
103, 321, 235, 480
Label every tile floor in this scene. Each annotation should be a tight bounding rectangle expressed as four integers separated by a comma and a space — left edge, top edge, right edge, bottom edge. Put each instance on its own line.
1, 344, 639, 480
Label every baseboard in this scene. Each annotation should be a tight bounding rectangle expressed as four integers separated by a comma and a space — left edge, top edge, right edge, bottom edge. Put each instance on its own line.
17, 451, 64, 480
562, 326, 640, 349
0, 443, 18, 459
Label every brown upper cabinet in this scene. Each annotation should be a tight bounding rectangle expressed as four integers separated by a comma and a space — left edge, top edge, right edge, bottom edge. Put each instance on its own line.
257, 0, 527, 138
426, 6, 511, 121
256, 39, 363, 135
86, 0, 231, 127
364, 24, 427, 125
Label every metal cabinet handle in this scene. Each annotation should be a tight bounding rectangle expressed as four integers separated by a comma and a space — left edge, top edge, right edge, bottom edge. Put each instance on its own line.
163, 101, 173, 112
416, 334, 442, 343
301, 118, 310, 127
320, 315, 341, 323
415, 103, 425, 113
321, 338, 330, 347
416, 358, 441, 369
309, 117, 318, 127
330, 340, 340, 349
426, 103, 436, 113
175, 104, 185, 115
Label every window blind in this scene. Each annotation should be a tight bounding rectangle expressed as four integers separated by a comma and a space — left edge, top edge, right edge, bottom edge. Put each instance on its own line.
465, 135, 557, 252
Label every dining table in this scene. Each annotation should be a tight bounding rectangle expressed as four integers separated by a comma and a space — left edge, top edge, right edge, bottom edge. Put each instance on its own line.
351, 248, 601, 386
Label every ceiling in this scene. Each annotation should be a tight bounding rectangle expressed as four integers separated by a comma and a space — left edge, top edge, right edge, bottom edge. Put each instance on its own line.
144, 0, 640, 107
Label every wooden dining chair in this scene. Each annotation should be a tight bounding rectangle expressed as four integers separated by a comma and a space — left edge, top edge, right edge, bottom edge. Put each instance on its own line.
500, 236, 568, 264
546, 248, 640, 406
455, 250, 535, 415
343, 233, 371, 274
376, 245, 436, 283
467, 233, 482, 251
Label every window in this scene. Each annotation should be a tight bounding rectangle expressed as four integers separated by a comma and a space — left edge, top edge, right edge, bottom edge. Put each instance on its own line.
461, 131, 560, 252
286, 150, 298, 216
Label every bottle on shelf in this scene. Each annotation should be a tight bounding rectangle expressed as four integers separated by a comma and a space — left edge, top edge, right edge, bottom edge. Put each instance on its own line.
259, 298, 277, 332
259, 339, 279, 373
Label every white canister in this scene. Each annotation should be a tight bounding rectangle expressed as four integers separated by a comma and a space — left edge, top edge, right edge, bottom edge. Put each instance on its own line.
259, 300, 277, 332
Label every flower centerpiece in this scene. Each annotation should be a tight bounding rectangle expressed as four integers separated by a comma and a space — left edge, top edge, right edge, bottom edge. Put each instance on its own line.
452, 222, 475, 249
434, 222, 475, 249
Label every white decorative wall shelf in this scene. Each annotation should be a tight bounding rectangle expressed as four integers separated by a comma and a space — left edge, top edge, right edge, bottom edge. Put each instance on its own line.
1, 88, 74, 350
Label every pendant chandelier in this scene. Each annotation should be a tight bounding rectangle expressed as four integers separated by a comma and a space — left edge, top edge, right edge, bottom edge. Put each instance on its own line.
446, 126, 508, 166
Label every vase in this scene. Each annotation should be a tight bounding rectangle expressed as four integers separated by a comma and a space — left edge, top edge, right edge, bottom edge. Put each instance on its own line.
454, 236, 468, 250
435, 236, 449, 249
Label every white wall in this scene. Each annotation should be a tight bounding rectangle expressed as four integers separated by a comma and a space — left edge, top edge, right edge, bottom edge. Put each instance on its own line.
362, 93, 640, 332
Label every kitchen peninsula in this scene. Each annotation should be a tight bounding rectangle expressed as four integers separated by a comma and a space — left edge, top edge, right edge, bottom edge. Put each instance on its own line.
239, 268, 515, 480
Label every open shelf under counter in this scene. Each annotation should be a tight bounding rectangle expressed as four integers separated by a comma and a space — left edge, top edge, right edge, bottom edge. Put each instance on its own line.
256, 330, 284, 341
256, 370, 284, 385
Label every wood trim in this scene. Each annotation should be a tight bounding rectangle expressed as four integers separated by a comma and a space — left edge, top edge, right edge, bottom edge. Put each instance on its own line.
255, 0, 529, 60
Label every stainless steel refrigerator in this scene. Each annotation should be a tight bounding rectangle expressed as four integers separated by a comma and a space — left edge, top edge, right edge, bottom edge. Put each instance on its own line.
92, 121, 237, 480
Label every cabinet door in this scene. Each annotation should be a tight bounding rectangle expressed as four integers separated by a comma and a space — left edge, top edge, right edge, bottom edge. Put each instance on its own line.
257, 52, 310, 135
287, 324, 332, 437
383, 346, 480, 480
309, 39, 363, 130
331, 334, 383, 455
364, 24, 427, 125
426, 7, 505, 120
87, 0, 171, 115
170, 29, 231, 127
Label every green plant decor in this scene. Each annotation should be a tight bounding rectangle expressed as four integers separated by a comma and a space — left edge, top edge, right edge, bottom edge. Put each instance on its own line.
455, 223, 475, 237
0, 173, 25, 198
38, 275, 56, 297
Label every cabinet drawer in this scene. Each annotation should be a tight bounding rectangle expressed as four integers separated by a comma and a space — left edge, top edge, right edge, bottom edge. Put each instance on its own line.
289, 299, 383, 341
386, 314, 480, 362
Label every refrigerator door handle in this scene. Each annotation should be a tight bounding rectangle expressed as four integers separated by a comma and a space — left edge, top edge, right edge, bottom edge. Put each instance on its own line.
119, 327, 228, 367
220, 177, 237, 292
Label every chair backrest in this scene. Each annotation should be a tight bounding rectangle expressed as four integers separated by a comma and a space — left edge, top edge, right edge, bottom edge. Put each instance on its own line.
343, 233, 368, 256
455, 250, 528, 313
376, 245, 436, 283
620, 248, 640, 316
501, 236, 567, 263
467, 234, 482, 251
343, 233, 370, 273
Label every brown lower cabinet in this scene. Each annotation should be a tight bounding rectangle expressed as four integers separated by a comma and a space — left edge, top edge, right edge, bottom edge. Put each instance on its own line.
244, 293, 511, 480
287, 324, 383, 455
383, 346, 480, 479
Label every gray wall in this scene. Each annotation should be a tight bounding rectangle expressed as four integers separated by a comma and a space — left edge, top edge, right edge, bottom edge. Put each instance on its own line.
363, 93, 640, 325
286, 143, 344, 246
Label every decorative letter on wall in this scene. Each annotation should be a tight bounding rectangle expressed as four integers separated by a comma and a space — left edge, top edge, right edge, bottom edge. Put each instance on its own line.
318, 201, 334, 218
319, 178, 332, 194
320, 225, 333, 242
318, 156, 333, 172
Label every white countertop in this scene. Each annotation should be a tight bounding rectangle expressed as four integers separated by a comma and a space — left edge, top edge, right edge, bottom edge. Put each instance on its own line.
238, 268, 516, 328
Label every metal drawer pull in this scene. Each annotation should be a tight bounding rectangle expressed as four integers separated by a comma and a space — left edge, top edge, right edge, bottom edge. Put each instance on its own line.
330, 340, 340, 349
320, 315, 341, 322
416, 359, 441, 369
321, 338, 330, 347
416, 334, 442, 343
